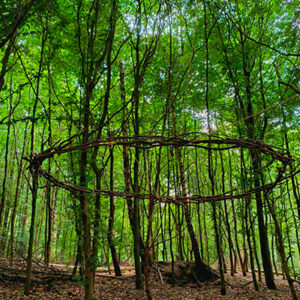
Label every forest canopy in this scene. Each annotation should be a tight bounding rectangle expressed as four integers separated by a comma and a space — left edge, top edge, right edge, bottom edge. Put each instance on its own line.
0, 0, 299, 299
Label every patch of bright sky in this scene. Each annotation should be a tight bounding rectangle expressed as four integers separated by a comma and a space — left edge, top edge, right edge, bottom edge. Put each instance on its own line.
188, 108, 218, 133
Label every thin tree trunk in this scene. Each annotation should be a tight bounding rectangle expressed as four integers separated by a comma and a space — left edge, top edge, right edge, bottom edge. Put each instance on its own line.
245, 198, 259, 291
220, 152, 234, 276
0, 76, 13, 227
203, 2, 225, 293
119, 60, 143, 289
24, 13, 49, 293
107, 145, 122, 276
9, 123, 27, 266
24, 168, 39, 295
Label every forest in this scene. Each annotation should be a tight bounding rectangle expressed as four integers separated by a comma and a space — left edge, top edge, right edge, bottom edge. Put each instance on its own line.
0, 0, 299, 299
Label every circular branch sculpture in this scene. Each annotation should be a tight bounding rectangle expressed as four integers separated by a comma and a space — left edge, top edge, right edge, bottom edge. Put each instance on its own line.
26, 134, 295, 205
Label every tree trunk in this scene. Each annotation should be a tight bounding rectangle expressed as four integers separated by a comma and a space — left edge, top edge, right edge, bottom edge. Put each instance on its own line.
107, 145, 122, 276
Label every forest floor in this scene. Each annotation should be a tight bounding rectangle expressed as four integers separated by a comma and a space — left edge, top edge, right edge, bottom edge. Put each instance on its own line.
0, 258, 299, 299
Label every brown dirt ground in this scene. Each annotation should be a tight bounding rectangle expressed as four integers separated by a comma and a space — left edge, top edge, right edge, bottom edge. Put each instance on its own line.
0, 258, 299, 299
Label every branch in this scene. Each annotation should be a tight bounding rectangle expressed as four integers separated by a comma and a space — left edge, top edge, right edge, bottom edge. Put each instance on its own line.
273, 63, 300, 95
0, 0, 35, 49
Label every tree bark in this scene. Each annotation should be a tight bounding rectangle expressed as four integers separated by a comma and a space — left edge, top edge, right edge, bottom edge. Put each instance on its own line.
107, 145, 122, 276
